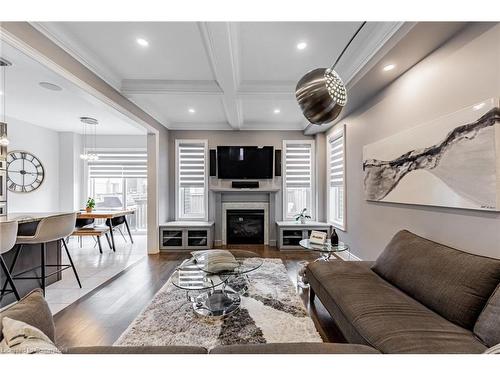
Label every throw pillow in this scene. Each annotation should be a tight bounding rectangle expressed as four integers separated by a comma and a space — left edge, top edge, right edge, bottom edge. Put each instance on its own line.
484, 343, 500, 354
192, 250, 239, 273
0, 317, 60, 354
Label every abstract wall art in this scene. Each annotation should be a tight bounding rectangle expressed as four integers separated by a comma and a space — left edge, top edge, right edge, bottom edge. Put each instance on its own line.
363, 98, 500, 211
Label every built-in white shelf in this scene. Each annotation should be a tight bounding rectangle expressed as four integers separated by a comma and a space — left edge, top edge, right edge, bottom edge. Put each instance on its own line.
276, 221, 332, 250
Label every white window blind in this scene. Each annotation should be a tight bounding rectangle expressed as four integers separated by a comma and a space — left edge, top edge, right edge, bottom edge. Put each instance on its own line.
327, 128, 346, 229
283, 140, 315, 220
88, 150, 147, 178
176, 140, 208, 220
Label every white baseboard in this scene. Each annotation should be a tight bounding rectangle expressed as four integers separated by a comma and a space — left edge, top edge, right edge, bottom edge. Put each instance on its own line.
336, 251, 362, 261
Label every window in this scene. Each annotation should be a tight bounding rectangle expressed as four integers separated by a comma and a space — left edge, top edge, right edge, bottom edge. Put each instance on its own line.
88, 150, 148, 231
282, 140, 315, 221
327, 126, 346, 230
175, 140, 208, 221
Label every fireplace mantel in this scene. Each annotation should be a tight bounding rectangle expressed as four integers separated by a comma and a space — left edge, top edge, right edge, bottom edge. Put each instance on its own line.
209, 186, 280, 193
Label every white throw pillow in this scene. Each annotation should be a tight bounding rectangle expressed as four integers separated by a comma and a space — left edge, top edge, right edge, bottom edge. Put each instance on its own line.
484, 343, 500, 354
191, 250, 239, 273
0, 317, 60, 354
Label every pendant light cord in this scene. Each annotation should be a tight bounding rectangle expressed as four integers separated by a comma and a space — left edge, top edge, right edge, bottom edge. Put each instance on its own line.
331, 21, 367, 70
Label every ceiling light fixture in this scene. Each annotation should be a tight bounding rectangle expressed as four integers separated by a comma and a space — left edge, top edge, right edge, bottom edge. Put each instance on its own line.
188, 108, 196, 114
79, 117, 99, 161
136, 38, 149, 47
39, 81, 63, 91
383, 64, 396, 72
296, 42, 307, 50
273, 108, 281, 114
295, 22, 366, 125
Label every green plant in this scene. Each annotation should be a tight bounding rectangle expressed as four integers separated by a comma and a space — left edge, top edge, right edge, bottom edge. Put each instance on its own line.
86, 197, 96, 210
294, 208, 311, 222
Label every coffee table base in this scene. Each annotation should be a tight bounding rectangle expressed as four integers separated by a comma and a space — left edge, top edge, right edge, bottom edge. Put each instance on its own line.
192, 289, 241, 318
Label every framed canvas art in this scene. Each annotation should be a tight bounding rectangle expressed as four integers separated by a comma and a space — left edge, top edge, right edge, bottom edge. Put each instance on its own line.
363, 98, 500, 211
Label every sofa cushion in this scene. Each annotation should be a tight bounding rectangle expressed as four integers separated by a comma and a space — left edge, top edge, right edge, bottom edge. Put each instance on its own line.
65, 346, 208, 354
307, 261, 487, 354
474, 284, 500, 347
0, 289, 55, 343
209, 343, 379, 354
372, 230, 500, 329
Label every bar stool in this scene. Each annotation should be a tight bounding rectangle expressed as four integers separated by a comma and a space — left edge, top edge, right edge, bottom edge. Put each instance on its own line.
10, 213, 81, 295
0, 221, 21, 301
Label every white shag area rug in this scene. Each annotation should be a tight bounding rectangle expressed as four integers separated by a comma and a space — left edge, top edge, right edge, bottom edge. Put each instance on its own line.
114, 258, 322, 349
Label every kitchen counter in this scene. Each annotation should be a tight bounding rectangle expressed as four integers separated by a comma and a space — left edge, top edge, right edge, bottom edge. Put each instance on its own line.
0, 212, 74, 307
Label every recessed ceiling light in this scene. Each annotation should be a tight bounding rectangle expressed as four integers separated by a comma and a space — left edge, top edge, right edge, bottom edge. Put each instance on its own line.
383, 64, 396, 72
136, 38, 149, 47
273, 108, 281, 114
296, 42, 307, 50
0, 91, 3, 96
188, 108, 196, 114
39, 82, 62, 91
473, 102, 485, 111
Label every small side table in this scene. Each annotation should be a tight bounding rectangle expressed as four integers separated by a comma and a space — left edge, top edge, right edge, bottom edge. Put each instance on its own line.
298, 239, 350, 261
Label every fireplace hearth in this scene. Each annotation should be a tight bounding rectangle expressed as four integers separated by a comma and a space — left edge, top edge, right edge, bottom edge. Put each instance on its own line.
226, 209, 265, 244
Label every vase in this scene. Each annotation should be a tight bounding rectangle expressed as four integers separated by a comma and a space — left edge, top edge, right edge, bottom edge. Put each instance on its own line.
86, 207, 93, 213
300, 217, 306, 224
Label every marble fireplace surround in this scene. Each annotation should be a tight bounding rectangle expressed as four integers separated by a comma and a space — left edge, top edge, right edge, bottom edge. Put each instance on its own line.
222, 202, 269, 245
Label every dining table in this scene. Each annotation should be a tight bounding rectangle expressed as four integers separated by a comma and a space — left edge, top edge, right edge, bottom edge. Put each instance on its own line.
77, 209, 135, 252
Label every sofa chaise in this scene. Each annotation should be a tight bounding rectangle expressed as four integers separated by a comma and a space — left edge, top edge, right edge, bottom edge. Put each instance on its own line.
307, 230, 500, 354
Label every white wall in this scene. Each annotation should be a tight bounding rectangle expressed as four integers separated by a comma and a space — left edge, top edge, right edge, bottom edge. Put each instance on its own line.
7, 117, 60, 212
327, 23, 500, 260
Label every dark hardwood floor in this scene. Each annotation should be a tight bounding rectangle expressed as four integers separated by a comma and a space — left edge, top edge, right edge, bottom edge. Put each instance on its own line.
53, 245, 346, 349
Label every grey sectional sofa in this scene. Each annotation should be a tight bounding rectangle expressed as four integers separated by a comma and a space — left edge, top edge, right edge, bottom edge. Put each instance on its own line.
0, 289, 378, 354
307, 230, 500, 354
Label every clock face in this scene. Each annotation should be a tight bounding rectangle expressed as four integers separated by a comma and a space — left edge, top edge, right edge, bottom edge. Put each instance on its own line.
7, 151, 45, 193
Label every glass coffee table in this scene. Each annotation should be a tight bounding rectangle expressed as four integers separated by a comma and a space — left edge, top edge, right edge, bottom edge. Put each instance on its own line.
172, 250, 263, 318
299, 239, 350, 261
194, 250, 263, 294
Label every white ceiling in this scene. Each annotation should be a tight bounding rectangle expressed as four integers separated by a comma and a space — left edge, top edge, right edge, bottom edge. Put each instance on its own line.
36, 21, 384, 131
0, 41, 146, 135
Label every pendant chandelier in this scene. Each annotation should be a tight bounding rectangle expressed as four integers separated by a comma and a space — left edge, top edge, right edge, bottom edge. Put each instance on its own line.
295, 22, 366, 125
0, 57, 12, 146
79, 116, 99, 161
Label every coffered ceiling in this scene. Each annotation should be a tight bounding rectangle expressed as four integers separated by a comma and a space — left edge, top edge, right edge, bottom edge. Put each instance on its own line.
34, 21, 409, 131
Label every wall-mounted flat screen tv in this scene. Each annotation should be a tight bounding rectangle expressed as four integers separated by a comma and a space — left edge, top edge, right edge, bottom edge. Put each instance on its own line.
217, 146, 274, 179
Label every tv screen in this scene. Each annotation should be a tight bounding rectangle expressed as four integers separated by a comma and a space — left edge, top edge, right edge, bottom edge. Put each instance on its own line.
217, 146, 274, 179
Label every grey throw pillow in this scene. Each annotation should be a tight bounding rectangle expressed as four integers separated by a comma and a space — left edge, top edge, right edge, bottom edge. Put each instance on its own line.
474, 284, 500, 347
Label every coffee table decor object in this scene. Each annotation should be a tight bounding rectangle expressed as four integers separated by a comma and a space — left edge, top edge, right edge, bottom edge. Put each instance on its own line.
299, 239, 350, 261
115, 258, 322, 349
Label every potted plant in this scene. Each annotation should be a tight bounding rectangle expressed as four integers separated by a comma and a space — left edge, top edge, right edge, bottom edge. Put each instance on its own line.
294, 208, 311, 224
85, 197, 95, 213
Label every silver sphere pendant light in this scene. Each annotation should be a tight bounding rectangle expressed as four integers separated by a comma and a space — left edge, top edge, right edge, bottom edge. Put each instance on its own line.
295, 22, 366, 125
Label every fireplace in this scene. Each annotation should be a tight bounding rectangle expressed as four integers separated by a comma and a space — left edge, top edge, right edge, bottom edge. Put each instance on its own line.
226, 209, 265, 244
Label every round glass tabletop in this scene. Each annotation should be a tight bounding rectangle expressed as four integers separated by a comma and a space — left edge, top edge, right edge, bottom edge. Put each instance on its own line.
195, 250, 263, 276
299, 239, 349, 253
171, 258, 228, 291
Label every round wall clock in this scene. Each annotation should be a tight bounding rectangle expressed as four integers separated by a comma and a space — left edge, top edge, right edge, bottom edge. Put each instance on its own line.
7, 150, 45, 193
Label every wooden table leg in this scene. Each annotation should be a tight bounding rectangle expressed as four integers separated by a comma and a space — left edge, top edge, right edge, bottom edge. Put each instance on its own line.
123, 216, 134, 244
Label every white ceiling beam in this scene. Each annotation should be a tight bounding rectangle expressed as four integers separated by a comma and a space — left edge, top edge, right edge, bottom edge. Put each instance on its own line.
121, 79, 222, 96
167, 122, 234, 131
198, 22, 243, 130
